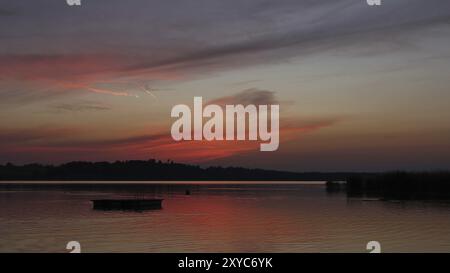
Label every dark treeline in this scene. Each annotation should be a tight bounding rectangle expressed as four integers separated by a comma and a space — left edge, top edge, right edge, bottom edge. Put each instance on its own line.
0, 160, 354, 181
347, 171, 450, 200
2, 161, 450, 200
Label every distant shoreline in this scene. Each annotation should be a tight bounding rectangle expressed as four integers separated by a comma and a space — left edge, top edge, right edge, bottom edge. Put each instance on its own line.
0, 159, 359, 181
0, 181, 326, 185
3, 160, 450, 201
0, 180, 325, 192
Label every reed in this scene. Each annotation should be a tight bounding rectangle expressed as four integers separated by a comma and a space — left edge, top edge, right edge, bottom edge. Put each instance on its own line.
346, 171, 450, 200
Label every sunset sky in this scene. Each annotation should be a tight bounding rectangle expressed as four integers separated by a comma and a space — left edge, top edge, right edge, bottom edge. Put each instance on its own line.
1, 0, 450, 171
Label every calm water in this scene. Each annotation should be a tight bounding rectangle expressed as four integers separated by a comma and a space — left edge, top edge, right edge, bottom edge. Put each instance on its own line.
1, 182, 450, 253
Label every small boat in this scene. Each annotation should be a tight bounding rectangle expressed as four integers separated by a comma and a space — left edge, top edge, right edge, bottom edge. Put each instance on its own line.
91, 198, 163, 211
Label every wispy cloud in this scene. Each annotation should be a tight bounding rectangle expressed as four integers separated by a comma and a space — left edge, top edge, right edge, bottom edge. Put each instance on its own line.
0, 86, 340, 163
49, 101, 111, 112
208, 88, 279, 106
0, 127, 78, 144
1, 1, 449, 100
0, 119, 337, 164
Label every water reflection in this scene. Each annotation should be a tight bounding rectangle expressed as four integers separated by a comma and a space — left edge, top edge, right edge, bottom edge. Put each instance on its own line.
1, 182, 450, 252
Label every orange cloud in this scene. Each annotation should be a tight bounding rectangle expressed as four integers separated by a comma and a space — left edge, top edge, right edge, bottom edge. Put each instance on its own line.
0, 54, 182, 98
0, 117, 338, 164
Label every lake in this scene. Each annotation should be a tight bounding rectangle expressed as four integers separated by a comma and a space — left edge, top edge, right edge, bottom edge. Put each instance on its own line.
1, 182, 450, 252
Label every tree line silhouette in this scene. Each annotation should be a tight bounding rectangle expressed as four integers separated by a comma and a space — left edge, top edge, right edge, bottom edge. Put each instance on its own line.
0, 159, 353, 181
2, 160, 450, 200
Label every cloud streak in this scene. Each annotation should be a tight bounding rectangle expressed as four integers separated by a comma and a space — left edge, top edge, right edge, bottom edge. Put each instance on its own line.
49, 101, 111, 112
1, 1, 450, 100
208, 88, 279, 106
0, 117, 339, 164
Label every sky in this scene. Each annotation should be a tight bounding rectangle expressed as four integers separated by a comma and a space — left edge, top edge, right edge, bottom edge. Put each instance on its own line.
1, 0, 450, 171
